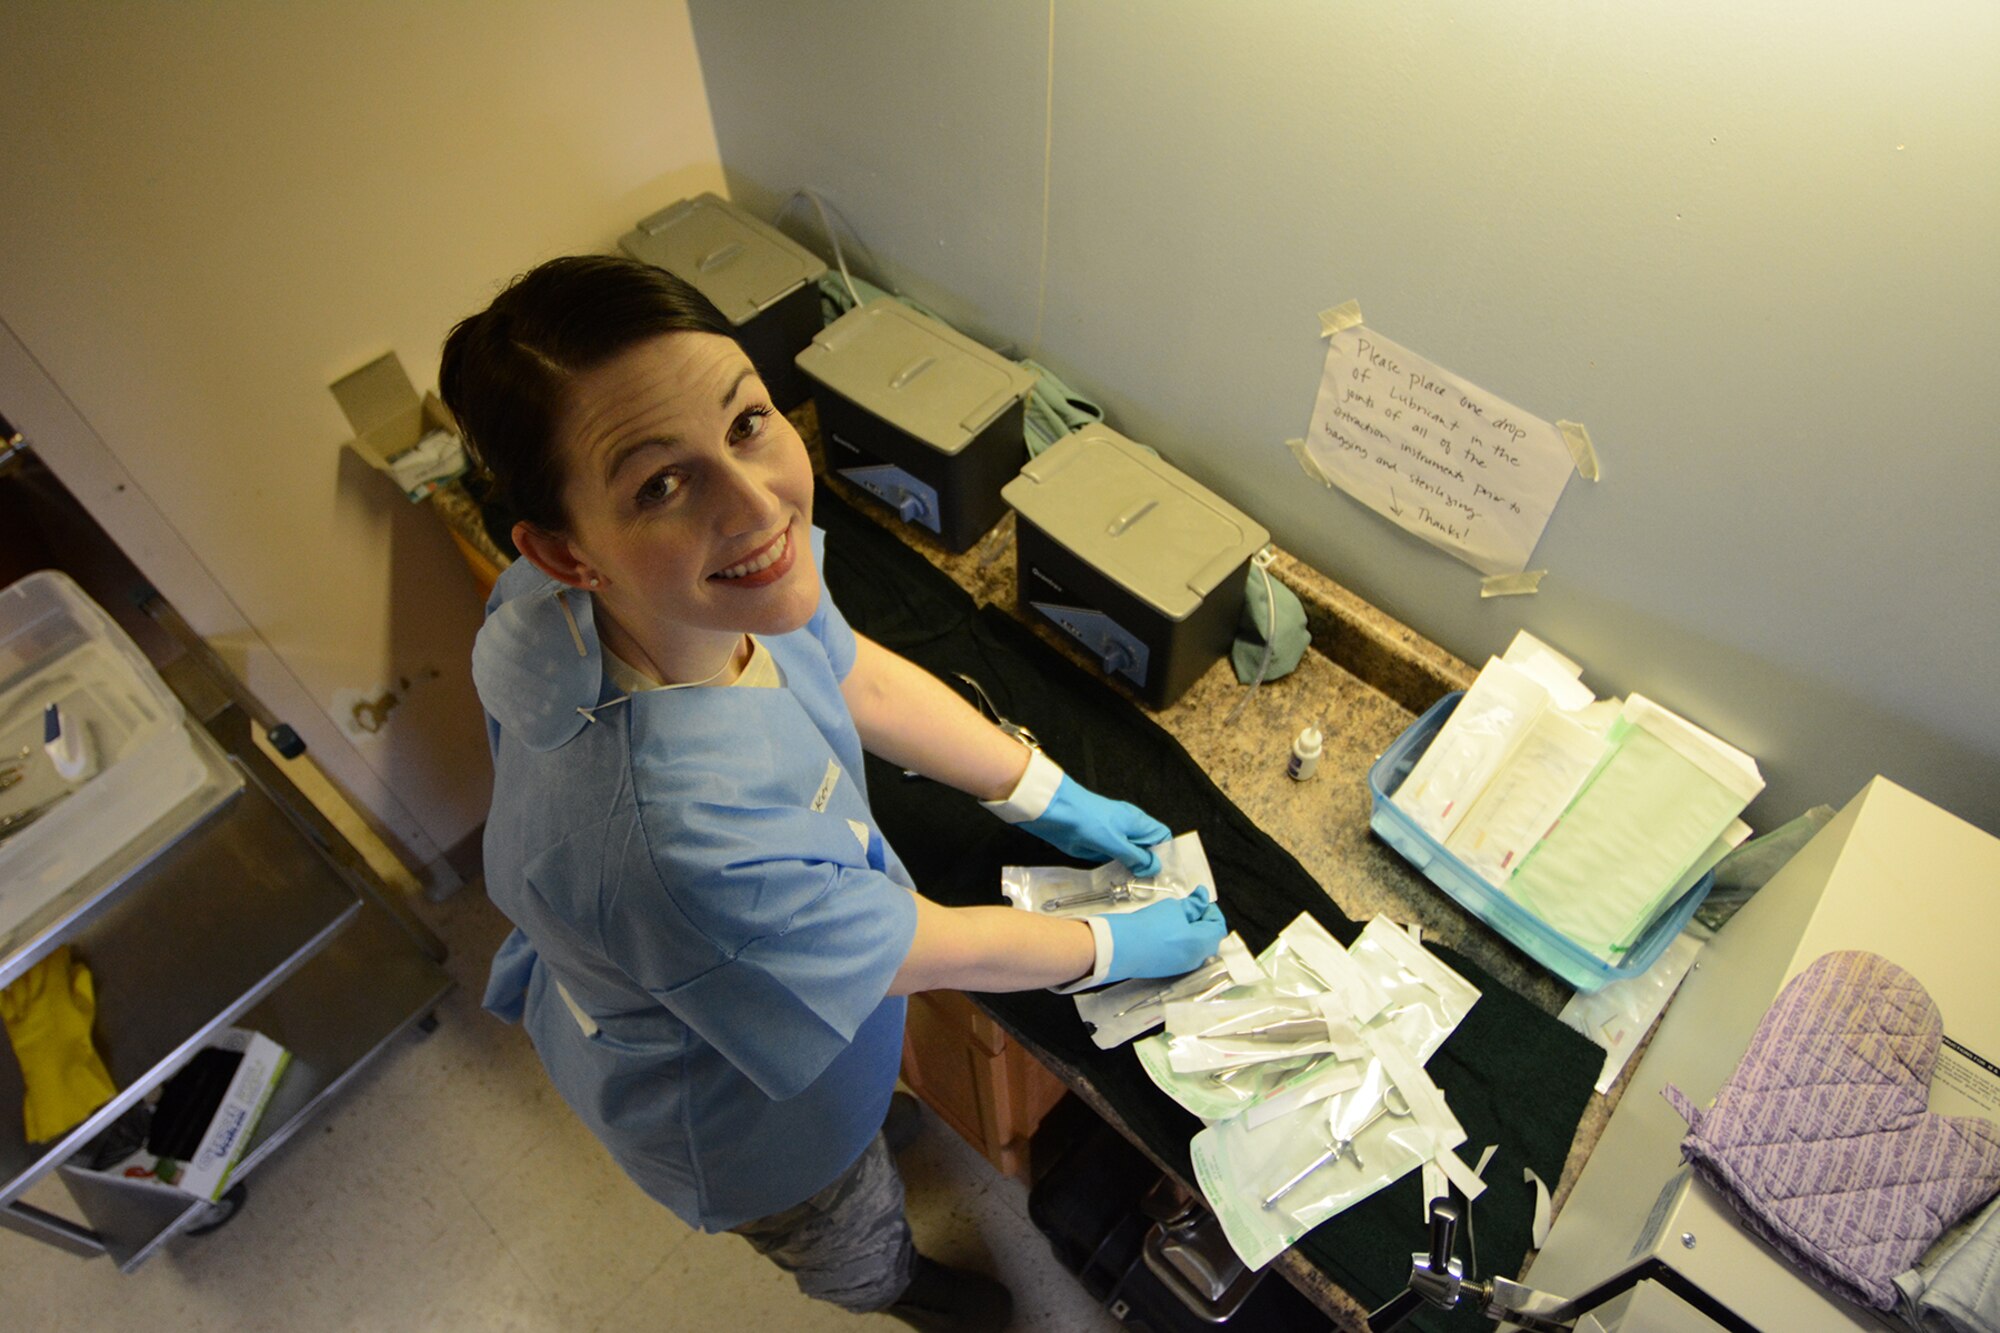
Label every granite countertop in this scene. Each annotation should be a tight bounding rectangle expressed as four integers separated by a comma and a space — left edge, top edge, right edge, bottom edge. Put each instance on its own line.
429, 402, 1627, 1325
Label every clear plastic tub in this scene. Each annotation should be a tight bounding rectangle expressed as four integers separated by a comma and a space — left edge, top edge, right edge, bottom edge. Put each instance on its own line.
0, 572, 239, 947
1368, 693, 1711, 993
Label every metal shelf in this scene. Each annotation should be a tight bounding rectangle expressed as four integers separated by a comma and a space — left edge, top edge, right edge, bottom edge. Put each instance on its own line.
0, 752, 366, 1211
1, 706, 455, 1270
57, 901, 454, 1270
0, 453, 456, 1269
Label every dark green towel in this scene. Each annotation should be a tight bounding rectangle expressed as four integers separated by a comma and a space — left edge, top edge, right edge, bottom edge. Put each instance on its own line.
817, 485, 1598, 1328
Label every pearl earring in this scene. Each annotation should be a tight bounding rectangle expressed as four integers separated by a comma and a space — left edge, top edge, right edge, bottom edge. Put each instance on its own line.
589, 576, 602, 588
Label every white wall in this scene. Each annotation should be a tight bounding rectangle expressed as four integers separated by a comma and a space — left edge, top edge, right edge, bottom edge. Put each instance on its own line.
689, 0, 2000, 835
0, 2, 724, 876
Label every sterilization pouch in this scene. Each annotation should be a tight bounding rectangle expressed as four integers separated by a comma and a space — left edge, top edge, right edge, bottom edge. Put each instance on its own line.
1132, 912, 1360, 1119
1390, 656, 1550, 842
1192, 1026, 1465, 1270
1443, 707, 1606, 888
1500, 630, 1595, 712
1134, 1038, 1320, 1122
1000, 829, 1213, 918
1510, 696, 1763, 959
1559, 930, 1704, 1094
1243, 1055, 1366, 1130
1162, 994, 1368, 1074
1276, 914, 1392, 1025
1348, 915, 1482, 1065
1134, 912, 1474, 1121
1074, 932, 1262, 1049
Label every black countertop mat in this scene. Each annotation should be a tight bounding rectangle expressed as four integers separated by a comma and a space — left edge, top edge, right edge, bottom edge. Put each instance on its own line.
817, 486, 1599, 1329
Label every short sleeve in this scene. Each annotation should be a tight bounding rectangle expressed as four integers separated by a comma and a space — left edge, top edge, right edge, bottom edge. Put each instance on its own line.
806, 526, 858, 680
643, 863, 916, 1100
595, 784, 918, 1101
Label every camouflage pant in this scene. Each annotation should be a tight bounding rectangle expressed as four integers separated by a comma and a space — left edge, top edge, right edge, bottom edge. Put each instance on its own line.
730, 1134, 915, 1313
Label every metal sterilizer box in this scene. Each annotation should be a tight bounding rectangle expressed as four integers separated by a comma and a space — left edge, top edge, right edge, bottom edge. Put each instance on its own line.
1001, 425, 1269, 709
618, 193, 828, 410
795, 298, 1037, 552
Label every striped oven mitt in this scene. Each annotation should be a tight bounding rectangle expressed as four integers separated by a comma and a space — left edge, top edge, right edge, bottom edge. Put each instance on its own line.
1665, 951, 2000, 1310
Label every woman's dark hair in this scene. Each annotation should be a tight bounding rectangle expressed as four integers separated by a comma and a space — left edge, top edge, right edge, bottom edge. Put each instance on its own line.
439, 255, 735, 533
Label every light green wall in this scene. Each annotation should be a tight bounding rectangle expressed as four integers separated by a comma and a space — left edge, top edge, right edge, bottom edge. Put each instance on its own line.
689, 0, 2000, 835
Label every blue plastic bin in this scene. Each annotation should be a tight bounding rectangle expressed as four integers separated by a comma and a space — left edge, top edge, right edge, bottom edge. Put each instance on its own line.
1368, 693, 1712, 993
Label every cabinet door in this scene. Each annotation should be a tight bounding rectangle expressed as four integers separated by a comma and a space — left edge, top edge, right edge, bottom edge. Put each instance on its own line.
901, 989, 1066, 1180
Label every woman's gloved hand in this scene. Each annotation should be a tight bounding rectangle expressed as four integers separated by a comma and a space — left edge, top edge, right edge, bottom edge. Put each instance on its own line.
1101, 888, 1228, 985
1020, 776, 1171, 877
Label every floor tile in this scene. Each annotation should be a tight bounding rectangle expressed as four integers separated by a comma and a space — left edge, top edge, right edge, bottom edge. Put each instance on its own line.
466, 1102, 695, 1329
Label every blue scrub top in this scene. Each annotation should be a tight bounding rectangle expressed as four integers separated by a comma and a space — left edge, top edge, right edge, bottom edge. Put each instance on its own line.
473, 529, 919, 1231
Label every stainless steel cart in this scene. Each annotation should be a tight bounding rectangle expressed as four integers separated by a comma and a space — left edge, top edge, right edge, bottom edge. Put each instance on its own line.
0, 659, 454, 1270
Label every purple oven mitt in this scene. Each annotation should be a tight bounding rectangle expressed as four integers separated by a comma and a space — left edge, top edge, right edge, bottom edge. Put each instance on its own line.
1664, 950, 2000, 1310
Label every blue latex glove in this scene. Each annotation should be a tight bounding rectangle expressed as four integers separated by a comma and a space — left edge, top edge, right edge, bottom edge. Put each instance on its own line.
1020, 776, 1171, 876
1102, 888, 1228, 985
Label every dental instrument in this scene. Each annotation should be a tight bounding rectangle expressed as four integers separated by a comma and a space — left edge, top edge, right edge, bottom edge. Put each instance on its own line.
1205, 1053, 1317, 1092
1043, 883, 1150, 913
0, 791, 68, 843
1197, 1016, 1335, 1044
1261, 1085, 1414, 1209
1112, 963, 1235, 1018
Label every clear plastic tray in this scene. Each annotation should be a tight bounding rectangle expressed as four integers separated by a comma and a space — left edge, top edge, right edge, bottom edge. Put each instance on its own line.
0, 571, 240, 946
1368, 693, 1711, 993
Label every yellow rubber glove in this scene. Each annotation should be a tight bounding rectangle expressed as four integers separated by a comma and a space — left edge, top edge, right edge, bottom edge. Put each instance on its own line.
0, 946, 118, 1143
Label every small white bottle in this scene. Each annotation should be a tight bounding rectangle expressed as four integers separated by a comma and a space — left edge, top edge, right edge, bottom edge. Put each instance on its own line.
1287, 725, 1322, 781
44, 703, 98, 784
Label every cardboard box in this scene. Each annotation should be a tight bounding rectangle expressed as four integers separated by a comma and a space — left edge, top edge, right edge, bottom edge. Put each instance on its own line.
176, 1028, 289, 1201
83, 1028, 291, 1201
330, 351, 464, 501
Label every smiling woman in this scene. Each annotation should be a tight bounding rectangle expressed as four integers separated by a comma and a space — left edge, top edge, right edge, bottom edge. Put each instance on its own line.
517, 328, 820, 687
436, 256, 1225, 1330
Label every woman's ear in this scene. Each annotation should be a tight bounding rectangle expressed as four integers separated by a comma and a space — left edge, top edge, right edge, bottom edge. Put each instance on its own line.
512, 521, 597, 589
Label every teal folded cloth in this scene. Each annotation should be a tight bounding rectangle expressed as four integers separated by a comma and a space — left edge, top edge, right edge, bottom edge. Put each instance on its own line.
1232, 564, 1310, 685
1019, 359, 1105, 457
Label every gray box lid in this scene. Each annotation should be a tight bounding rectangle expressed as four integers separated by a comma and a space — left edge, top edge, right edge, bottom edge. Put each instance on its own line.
795, 299, 1037, 456
618, 193, 828, 326
1002, 425, 1270, 622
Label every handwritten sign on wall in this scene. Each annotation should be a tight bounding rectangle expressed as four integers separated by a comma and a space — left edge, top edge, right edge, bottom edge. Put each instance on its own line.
1305, 328, 1574, 575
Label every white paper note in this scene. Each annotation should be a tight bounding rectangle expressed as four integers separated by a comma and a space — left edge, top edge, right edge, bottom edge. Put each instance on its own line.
1305, 328, 1575, 575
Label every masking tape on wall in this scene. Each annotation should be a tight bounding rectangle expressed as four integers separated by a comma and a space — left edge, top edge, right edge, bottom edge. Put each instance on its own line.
1285, 438, 1332, 486
1481, 570, 1547, 598
1557, 420, 1601, 482
1319, 299, 1364, 338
